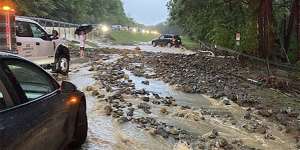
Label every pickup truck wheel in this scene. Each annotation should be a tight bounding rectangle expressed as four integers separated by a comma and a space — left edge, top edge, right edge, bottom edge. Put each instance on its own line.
152, 42, 157, 47
167, 43, 172, 48
69, 99, 88, 148
57, 56, 69, 76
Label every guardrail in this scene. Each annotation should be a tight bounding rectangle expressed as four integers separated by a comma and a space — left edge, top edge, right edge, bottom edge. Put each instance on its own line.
17, 16, 98, 42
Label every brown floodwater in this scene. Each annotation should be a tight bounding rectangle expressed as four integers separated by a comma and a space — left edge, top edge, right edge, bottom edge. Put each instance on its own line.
65, 55, 296, 150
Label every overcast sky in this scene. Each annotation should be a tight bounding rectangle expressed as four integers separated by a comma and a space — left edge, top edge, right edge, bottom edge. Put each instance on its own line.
122, 0, 169, 26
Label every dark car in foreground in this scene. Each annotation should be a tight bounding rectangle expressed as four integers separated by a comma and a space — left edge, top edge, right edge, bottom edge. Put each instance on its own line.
152, 34, 182, 48
0, 52, 87, 150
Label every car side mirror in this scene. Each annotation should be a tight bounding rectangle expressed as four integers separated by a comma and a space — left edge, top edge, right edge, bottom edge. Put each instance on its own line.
61, 81, 77, 92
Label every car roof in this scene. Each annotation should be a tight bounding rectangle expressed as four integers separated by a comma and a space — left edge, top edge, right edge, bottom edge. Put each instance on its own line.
163, 34, 180, 36
16, 16, 40, 25
0, 52, 25, 60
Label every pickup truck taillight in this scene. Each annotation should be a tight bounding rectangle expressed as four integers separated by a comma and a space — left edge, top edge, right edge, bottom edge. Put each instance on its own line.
0, 7, 17, 52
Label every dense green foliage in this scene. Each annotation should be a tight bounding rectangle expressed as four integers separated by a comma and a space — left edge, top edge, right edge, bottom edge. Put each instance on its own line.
13, 0, 134, 25
167, 0, 298, 59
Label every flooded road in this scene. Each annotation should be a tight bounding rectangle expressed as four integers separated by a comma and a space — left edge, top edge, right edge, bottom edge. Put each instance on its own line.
63, 52, 297, 150
93, 42, 196, 55
67, 64, 115, 150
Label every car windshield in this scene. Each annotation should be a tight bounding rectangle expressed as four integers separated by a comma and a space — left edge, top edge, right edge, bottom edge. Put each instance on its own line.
4, 60, 55, 100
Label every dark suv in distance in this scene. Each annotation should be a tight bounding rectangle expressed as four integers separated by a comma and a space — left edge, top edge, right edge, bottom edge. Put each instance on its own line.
152, 34, 182, 48
0, 52, 87, 150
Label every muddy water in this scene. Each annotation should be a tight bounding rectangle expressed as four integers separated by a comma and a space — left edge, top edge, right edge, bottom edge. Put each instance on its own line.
123, 70, 211, 107
96, 43, 196, 55
66, 58, 296, 150
121, 69, 295, 150
68, 66, 115, 150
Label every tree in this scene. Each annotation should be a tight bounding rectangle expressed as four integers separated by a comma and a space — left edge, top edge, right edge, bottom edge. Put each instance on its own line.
168, 0, 300, 62
13, 0, 134, 25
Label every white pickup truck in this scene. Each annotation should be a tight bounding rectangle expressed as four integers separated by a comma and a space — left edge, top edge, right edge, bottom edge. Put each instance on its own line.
0, 6, 70, 76
15, 17, 70, 75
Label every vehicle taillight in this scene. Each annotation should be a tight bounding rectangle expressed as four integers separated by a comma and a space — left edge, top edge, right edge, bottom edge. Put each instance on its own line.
0, 3, 16, 52
66, 95, 80, 105
2, 6, 10, 11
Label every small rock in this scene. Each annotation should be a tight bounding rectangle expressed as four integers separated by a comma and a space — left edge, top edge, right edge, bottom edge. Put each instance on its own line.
288, 111, 299, 118
86, 86, 94, 91
135, 89, 148, 95
124, 74, 129, 80
228, 94, 238, 102
258, 109, 272, 117
88, 66, 95, 71
135, 46, 141, 51
155, 127, 169, 138
200, 116, 206, 120
255, 126, 267, 134
212, 91, 226, 99
106, 86, 112, 92
142, 97, 150, 102
153, 93, 161, 99
264, 133, 275, 140
169, 128, 179, 135
138, 103, 151, 114
141, 80, 150, 85
92, 90, 100, 96
217, 138, 228, 148
276, 113, 288, 125
127, 108, 135, 117
126, 103, 133, 107
232, 139, 243, 145
223, 99, 231, 105
97, 94, 105, 99
296, 141, 300, 149
117, 117, 129, 124
104, 105, 113, 116
148, 128, 156, 136
181, 105, 191, 110
112, 110, 124, 118
152, 100, 161, 105
209, 129, 219, 139
160, 108, 168, 114
244, 111, 251, 120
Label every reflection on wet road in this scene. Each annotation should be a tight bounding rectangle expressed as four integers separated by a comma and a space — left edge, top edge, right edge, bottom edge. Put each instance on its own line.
68, 65, 115, 150
96, 43, 196, 55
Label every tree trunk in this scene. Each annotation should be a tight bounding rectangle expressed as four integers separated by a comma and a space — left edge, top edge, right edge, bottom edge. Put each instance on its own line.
258, 0, 273, 75
284, 0, 300, 62
296, 0, 300, 60
258, 0, 273, 59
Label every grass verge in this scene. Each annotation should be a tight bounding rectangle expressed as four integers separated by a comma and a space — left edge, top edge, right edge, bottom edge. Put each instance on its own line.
109, 31, 157, 45
181, 36, 199, 50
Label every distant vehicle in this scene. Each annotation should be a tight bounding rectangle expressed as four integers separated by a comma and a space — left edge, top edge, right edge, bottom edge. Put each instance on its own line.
152, 34, 182, 48
112, 25, 122, 31
0, 52, 87, 150
0, 6, 70, 75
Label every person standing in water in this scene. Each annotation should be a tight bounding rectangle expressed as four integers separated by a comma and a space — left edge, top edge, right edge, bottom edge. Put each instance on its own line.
79, 31, 86, 58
